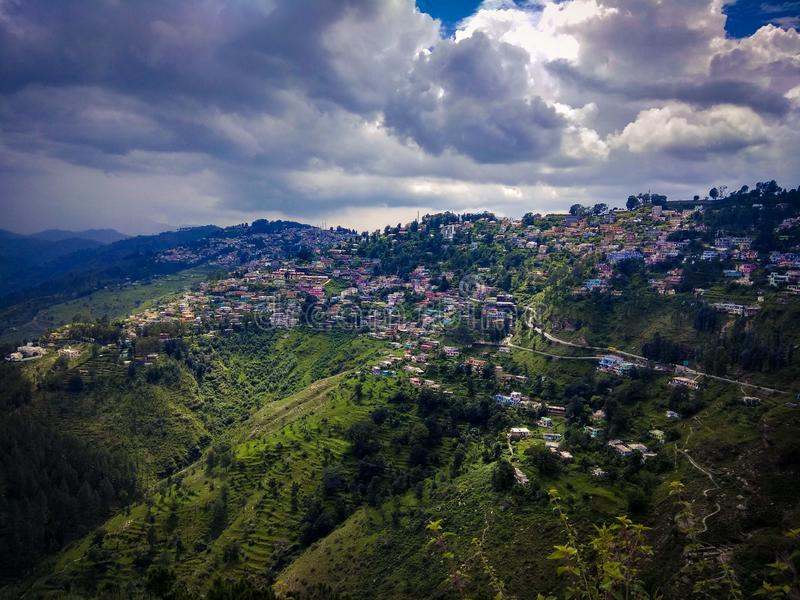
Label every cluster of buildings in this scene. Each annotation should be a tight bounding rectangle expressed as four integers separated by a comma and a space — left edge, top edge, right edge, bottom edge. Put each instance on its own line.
127, 248, 518, 346
607, 439, 657, 461
711, 302, 762, 317
157, 225, 354, 267
5, 344, 46, 362
120, 199, 800, 348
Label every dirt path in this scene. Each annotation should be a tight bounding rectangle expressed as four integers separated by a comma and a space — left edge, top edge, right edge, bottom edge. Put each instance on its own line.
678, 420, 722, 535
678, 447, 722, 534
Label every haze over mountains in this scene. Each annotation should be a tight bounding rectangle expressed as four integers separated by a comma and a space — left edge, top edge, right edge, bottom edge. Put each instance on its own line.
25, 229, 131, 244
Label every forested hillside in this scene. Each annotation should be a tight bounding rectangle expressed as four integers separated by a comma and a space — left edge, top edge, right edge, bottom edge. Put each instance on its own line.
2, 186, 800, 599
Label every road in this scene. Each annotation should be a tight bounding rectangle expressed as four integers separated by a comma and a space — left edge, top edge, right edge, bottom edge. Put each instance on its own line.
502, 337, 603, 361
504, 324, 791, 396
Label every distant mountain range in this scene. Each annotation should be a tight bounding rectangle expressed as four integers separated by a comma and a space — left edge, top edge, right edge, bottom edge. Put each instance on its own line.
0, 220, 317, 335
26, 228, 131, 244
0, 229, 130, 292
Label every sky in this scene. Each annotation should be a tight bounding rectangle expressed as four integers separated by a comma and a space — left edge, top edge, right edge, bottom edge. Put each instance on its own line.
0, 0, 799, 235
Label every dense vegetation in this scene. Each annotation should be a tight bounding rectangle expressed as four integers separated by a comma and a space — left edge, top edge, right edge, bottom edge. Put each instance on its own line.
2, 186, 800, 598
0, 413, 138, 580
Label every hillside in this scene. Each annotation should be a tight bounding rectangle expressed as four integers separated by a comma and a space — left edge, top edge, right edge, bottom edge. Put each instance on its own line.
2, 187, 800, 599
0, 219, 332, 345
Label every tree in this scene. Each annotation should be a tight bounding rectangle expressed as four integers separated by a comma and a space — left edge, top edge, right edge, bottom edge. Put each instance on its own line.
222, 541, 241, 564
146, 566, 178, 598
209, 496, 227, 538
626, 195, 639, 211
524, 444, 562, 476
592, 203, 608, 215
206, 578, 277, 600
67, 374, 85, 393
546, 489, 657, 600
451, 446, 466, 477
290, 482, 300, 513
492, 459, 516, 491
709, 187, 719, 200
569, 204, 585, 217
346, 421, 381, 458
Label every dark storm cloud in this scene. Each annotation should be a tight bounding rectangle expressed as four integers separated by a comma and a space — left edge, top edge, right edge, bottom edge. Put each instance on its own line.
546, 59, 792, 116
0, 0, 441, 163
385, 32, 565, 163
0, 0, 798, 234
0, 0, 439, 113
0, 0, 565, 168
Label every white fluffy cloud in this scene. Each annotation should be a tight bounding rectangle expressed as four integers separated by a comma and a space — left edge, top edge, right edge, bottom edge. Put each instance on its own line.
612, 103, 770, 155
0, 0, 799, 233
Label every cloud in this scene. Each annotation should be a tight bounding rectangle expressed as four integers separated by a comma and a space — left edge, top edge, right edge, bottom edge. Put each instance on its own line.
546, 59, 792, 116
384, 31, 566, 163
612, 103, 770, 155
0, 0, 798, 233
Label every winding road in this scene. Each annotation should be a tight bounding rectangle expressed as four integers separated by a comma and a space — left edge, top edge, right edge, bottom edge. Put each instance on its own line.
503, 322, 792, 396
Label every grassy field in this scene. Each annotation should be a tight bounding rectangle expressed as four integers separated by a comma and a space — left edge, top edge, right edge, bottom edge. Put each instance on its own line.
323, 278, 350, 298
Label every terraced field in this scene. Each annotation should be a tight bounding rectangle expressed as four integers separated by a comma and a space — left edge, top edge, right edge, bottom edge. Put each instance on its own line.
23, 371, 434, 597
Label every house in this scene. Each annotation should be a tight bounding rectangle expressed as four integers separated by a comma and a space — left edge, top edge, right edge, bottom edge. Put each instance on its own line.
514, 467, 529, 486
591, 467, 607, 478
543, 432, 562, 442
741, 396, 761, 407
584, 426, 603, 439
711, 302, 761, 317
649, 429, 666, 443
608, 439, 633, 457
371, 365, 394, 377
11, 345, 46, 360
607, 249, 643, 264
494, 394, 514, 405
770, 273, 790, 287
669, 377, 699, 390
465, 357, 487, 369
58, 347, 81, 359
598, 355, 634, 376
547, 405, 566, 416
509, 427, 531, 440
590, 409, 607, 424
666, 410, 681, 419
538, 417, 554, 428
